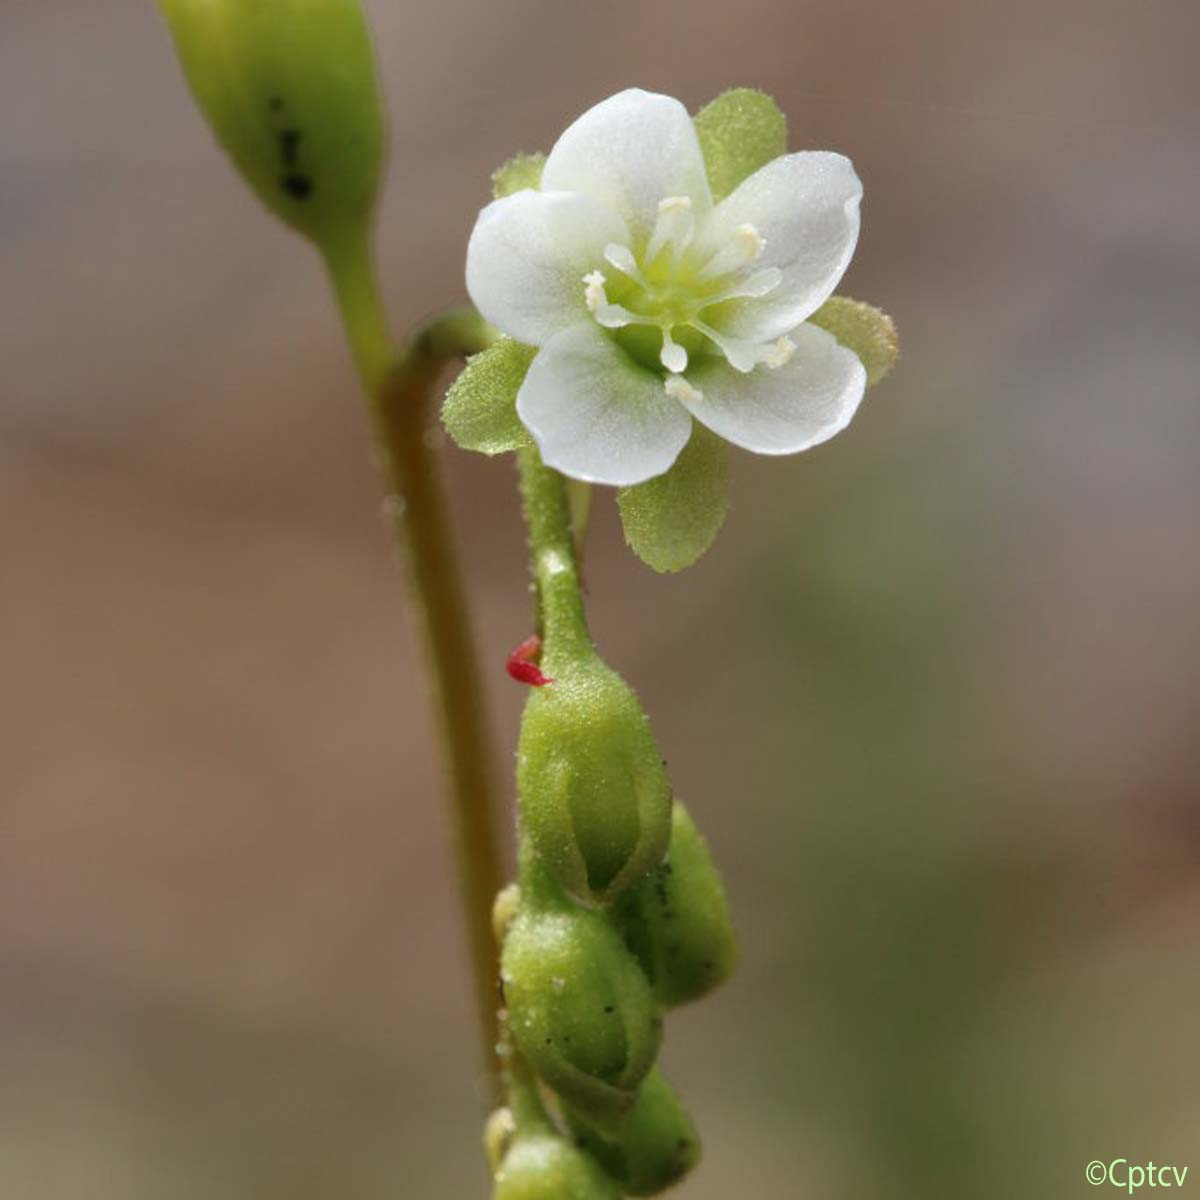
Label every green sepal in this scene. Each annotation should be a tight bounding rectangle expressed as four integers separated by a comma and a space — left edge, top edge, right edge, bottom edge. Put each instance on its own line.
564, 1068, 701, 1197
157, 0, 384, 255
617, 423, 729, 573
442, 337, 536, 455
517, 649, 673, 905
613, 802, 738, 1009
809, 296, 899, 386
493, 1132, 621, 1200
694, 88, 788, 201
501, 863, 663, 1132
493, 152, 546, 199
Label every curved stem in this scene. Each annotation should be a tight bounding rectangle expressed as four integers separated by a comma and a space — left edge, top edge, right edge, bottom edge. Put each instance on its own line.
324, 225, 506, 1107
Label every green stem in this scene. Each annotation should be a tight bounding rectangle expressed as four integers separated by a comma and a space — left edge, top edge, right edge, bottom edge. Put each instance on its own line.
323, 225, 506, 1107
515, 445, 593, 668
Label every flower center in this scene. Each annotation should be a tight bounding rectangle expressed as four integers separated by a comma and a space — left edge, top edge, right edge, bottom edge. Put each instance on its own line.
581, 195, 796, 381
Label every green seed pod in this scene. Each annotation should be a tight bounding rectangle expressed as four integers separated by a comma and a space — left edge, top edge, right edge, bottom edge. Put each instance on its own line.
157, 0, 384, 253
613, 802, 738, 1008
502, 864, 662, 1131
565, 1068, 701, 1197
517, 651, 672, 905
493, 1132, 620, 1200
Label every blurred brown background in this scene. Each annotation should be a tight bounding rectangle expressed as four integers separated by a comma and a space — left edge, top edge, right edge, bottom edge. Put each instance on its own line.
3, 1, 1199, 1196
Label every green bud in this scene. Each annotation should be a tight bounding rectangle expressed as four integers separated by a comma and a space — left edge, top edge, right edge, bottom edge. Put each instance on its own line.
614, 803, 738, 1008
493, 1132, 620, 1200
517, 650, 673, 904
157, 0, 384, 253
565, 1068, 701, 1197
501, 878, 662, 1130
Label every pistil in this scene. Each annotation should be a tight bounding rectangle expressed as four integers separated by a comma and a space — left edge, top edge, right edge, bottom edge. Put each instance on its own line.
582, 204, 793, 381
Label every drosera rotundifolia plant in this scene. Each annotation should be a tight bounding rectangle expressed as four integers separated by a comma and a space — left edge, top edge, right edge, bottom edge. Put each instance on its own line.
156, 1, 897, 1195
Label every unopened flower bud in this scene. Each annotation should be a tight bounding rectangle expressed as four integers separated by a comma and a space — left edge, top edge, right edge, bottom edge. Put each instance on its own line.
613, 802, 738, 1008
565, 1068, 701, 1197
517, 651, 672, 905
501, 861, 662, 1130
492, 882, 521, 946
157, 0, 384, 254
483, 1107, 517, 1175
493, 1132, 620, 1200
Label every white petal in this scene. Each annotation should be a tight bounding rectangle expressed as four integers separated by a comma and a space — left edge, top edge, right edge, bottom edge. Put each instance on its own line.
541, 89, 713, 238
466, 190, 629, 345
702, 152, 862, 340
679, 324, 866, 455
516, 323, 693, 486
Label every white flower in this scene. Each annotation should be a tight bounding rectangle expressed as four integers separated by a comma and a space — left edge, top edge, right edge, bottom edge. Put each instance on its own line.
466, 88, 866, 486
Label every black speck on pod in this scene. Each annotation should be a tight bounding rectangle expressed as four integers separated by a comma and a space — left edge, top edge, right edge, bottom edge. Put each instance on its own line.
281, 173, 313, 200
280, 128, 302, 165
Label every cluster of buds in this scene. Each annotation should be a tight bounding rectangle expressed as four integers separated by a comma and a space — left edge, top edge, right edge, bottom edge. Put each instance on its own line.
492, 792, 737, 1197
489, 445, 737, 1198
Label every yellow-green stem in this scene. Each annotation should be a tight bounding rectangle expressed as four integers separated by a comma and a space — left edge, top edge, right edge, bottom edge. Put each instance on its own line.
324, 225, 505, 1107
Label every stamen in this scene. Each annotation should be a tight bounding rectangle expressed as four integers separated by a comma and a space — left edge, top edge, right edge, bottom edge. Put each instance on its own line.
583, 269, 609, 313
645, 195, 695, 268
584, 269, 657, 329
603, 243, 648, 287
735, 223, 766, 259
659, 328, 688, 374
592, 303, 656, 330
764, 336, 796, 369
689, 317, 776, 373
701, 267, 783, 306
698, 222, 767, 281
664, 374, 704, 404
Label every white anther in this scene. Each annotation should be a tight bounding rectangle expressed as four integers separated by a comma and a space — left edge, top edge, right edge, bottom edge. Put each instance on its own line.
659, 328, 688, 374
764, 336, 796, 369
734, 223, 766, 260
664, 374, 704, 404
698, 222, 768, 281
646, 195, 696, 267
583, 270, 609, 313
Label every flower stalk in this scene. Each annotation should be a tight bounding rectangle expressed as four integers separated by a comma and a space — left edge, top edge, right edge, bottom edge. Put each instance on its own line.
514, 444, 590, 663
325, 230, 507, 1107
